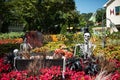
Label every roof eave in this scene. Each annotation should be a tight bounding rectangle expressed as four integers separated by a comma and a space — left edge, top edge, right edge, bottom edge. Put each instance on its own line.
103, 0, 115, 8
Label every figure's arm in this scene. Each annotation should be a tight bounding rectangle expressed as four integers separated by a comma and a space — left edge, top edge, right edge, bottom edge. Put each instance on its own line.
74, 44, 82, 56
28, 43, 33, 49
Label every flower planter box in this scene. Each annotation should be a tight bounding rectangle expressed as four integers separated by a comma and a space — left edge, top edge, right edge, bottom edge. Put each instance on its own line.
15, 58, 63, 71
15, 59, 34, 71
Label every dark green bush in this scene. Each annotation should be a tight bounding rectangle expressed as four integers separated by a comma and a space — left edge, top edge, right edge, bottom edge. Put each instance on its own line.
0, 43, 20, 56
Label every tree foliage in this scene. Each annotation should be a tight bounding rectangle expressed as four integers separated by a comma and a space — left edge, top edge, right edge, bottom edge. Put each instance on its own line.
0, 0, 11, 32
96, 8, 106, 23
0, 0, 81, 34
79, 13, 93, 27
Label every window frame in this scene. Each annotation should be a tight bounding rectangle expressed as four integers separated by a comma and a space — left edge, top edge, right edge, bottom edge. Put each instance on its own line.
115, 6, 120, 15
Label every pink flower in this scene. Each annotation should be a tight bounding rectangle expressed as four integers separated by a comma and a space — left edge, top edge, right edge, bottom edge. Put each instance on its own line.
111, 71, 120, 80
84, 75, 92, 80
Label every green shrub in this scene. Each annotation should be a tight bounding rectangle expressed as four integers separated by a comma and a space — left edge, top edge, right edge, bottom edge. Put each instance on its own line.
0, 43, 20, 55
0, 32, 25, 39
43, 35, 52, 44
60, 25, 67, 34
64, 33, 84, 46
108, 32, 120, 39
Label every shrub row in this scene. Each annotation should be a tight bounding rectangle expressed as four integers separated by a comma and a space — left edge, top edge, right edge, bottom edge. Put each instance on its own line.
0, 32, 25, 39
0, 43, 20, 56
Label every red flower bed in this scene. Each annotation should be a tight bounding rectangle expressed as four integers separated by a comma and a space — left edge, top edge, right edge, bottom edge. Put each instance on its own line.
0, 57, 120, 80
0, 58, 11, 73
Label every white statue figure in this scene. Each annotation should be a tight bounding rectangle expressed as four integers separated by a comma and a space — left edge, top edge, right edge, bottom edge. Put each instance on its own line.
74, 32, 96, 59
13, 49, 19, 57
13, 49, 20, 70
20, 37, 32, 52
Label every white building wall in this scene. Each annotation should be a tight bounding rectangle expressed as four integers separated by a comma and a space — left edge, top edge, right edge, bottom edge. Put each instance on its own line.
106, 0, 120, 27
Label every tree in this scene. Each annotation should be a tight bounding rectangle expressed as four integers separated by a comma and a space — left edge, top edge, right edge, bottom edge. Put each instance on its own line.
0, 0, 79, 34
81, 13, 93, 27
0, 0, 5, 32
96, 8, 106, 23
7, 0, 39, 30
0, 0, 10, 32
37, 0, 77, 33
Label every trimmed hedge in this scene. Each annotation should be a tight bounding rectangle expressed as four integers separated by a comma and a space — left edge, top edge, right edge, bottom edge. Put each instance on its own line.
0, 32, 25, 39
0, 43, 20, 56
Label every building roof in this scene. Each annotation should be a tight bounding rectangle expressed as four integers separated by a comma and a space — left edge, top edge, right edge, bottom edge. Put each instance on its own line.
103, 0, 115, 8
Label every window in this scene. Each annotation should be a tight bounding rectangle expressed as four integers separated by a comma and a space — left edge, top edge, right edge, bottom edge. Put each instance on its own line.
115, 6, 120, 15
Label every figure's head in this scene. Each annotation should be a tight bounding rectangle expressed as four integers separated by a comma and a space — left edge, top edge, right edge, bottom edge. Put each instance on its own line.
13, 49, 19, 54
13, 49, 19, 56
84, 32, 91, 42
23, 38, 27, 43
